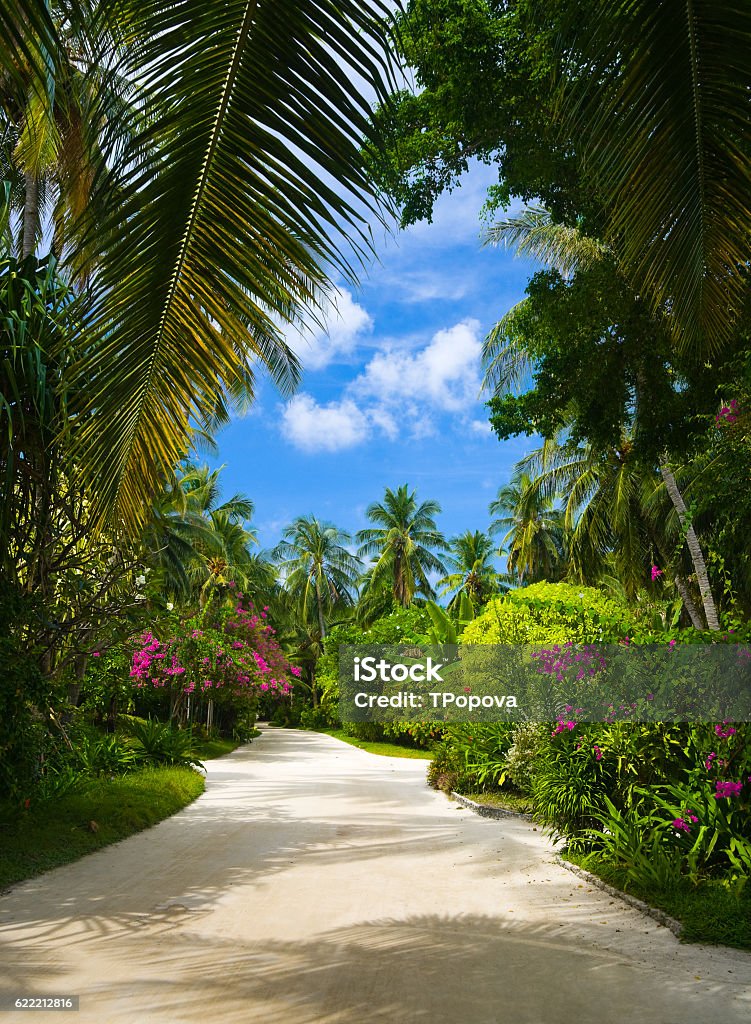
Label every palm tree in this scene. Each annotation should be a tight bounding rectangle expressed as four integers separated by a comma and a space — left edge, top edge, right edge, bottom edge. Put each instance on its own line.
548, 2, 751, 353
438, 531, 502, 609
2, 3, 396, 530
144, 463, 259, 608
356, 484, 448, 606
273, 517, 362, 638
483, 205, 721, 627
489, 469, 567, 585
0, 4, 140, 261
518, 436, 666, 601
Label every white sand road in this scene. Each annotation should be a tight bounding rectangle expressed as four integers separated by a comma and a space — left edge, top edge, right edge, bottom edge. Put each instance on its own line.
1, 727, 750, 1024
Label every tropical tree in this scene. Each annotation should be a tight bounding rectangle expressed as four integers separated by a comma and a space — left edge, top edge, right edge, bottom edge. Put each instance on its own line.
514, 437, 664, 599
489, 469, 567, 585
482, 204, 723, 627
438, 530, 501, 609
0, 2, 140, 261
143, 463, 259, 609
273, 516, 362, 638
356, 485, 448, 606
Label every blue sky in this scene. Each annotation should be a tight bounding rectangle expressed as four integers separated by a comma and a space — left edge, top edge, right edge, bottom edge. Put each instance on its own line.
209, 161, 538, 557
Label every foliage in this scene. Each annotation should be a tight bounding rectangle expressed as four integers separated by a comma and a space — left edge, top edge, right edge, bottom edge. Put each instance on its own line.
273, 516, 362, 637
129, 591, 299, 725
357, 484, 448, 607
124, 720, 203, 769
427, 723, 516, 793
3, 0, 397, 530
503, 722, 549, 793
437, 530, 502, 607
0, 583, 51, 799
460, 581, 635, 646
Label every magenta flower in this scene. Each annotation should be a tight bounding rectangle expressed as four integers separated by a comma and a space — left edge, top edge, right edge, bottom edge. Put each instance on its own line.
714, 780, 743, 799
651, 566, 664, 582
715, 722, 737, 739
672, 817, 692, 834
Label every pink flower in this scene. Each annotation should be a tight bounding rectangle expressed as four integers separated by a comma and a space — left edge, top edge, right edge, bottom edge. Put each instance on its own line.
651, 566, 664, 582
672, 817, 692, 834
714, 780, 743, 799
593, 744, 602, 762
92, 651, 101, 657
715, 722, 737, 739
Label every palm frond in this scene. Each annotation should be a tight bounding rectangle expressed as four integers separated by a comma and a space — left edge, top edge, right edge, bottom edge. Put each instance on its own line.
557, 0, 751, 352
483, 206, 605, 278
64, 0, 395, 530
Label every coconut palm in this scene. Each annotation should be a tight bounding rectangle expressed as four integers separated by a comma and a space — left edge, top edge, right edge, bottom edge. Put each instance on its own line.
144, 463, 259, 607
489, 469, 567, 585
517, 436, 666, 600
356, 484, 448, 607
273, 517, 362, 638
1, 2, 395, 530
438, 531, 502, 609
483, 205, 721, 626
0, 3, 140, 261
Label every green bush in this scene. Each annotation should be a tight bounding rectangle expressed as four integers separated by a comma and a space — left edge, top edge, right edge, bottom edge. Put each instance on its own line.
300, 705, 339, 730
503, 722, 549, 793
126, 719, 203, 769
460, 581, 635, 646
0, 584, 54, 800
426, 739, 471, 792
70, 733, 139, 775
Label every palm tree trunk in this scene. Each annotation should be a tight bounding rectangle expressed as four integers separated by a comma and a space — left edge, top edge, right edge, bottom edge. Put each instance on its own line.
673, 575, 705, 630
314, 572, 326, 638
659, 461, 719, 631
22, 172, 39, 259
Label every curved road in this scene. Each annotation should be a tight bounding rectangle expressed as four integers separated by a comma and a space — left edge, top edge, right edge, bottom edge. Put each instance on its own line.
1, 728, 750, 1023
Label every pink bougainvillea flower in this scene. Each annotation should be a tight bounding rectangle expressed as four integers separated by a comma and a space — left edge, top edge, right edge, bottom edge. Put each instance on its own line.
651, 566, 664, 582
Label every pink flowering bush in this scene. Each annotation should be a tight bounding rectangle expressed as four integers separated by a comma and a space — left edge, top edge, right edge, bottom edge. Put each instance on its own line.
130, 598, 297, 725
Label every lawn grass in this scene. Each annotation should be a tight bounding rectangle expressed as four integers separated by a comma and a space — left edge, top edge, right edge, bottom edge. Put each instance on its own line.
320, 728, 433, 759
0, 766, 205, 891
564, 852, 751, 950
192, 736, 243, 760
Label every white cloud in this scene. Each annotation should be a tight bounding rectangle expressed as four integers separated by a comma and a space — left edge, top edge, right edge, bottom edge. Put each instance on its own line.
286, 286, 373, 371
280, 394, 369, 452
469, 419, 492, 435
280, 320, 485, 453
354, 319, 482, 414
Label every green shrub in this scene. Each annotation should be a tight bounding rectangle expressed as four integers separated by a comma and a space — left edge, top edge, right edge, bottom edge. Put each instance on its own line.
126, 719, 203, 769
300, 705, 339, 730
503, 722, 549, 793
460, 581, 635, 646
71, 734, 139, 775
426, 739, 469, 792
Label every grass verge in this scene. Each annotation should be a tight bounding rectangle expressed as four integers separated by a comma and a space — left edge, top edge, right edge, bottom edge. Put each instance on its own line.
564, 852, 751, 950
319, 729, 433, 759
457, 790, 534, 814
192, 737, 243, 760
0, 766, 205, 891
